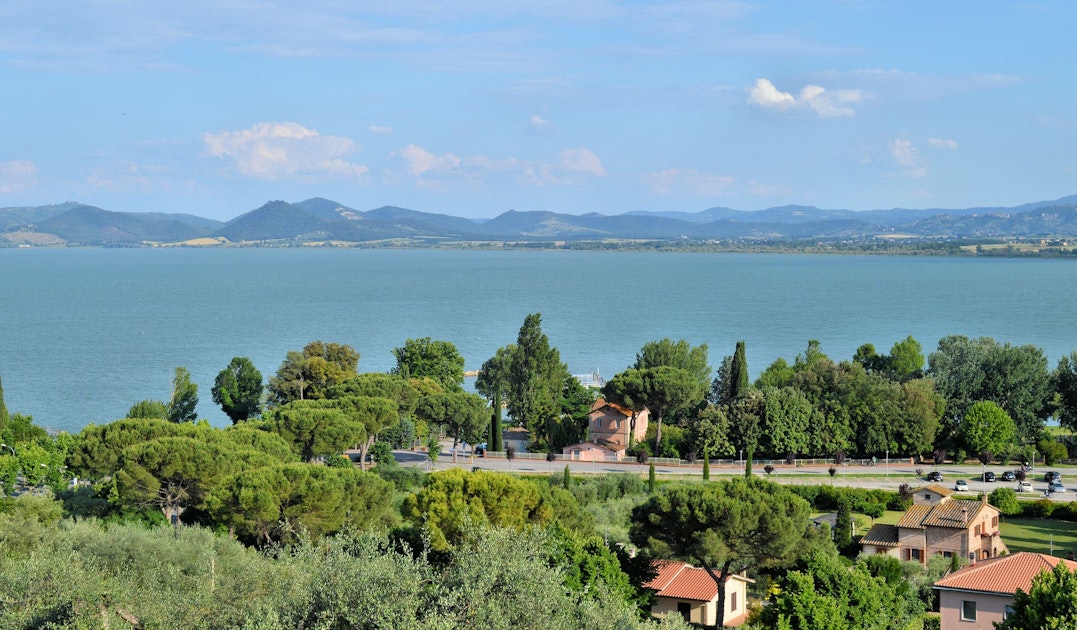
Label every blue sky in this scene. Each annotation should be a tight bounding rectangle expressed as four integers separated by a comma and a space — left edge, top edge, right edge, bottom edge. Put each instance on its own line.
1, 1, 1075, 221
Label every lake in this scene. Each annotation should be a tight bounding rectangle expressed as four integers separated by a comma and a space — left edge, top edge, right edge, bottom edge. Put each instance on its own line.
1, 248, 1075, 433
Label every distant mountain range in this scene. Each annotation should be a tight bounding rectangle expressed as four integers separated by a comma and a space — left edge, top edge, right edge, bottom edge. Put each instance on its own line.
3, 195, 1077, 246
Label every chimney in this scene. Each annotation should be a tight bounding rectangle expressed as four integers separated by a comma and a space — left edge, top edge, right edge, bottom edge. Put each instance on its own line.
961, 507, 968, 524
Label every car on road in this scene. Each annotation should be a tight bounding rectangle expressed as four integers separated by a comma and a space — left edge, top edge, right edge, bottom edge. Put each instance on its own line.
1045, 471, 1062, 483
981, 471, 996, 482
1018, 481, 1034, 493
1001, 471, 1016, 482
926, 471, 943, 482
954, 480, 969, 491
1049, 481, 1066, 493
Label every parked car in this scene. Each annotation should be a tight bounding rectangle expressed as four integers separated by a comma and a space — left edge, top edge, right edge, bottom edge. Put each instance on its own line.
1018, 481, 1034, 493
1045, 471, 1062, 483
1049, 481, 1066, 493
981, 471, 996, 482
954, 480, 969, 491
1001, 471, 1016, 482
926, 471, 943, 482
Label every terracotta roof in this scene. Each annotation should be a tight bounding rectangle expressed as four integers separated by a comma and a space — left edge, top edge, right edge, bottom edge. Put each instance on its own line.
896, 504, 933, 529
934, 552, 1077, 596
861, 524, 900, 547
590, 397, 637, 418
914, 484, 954, 497
897, 499, 992, 530
644, 560, 752, 603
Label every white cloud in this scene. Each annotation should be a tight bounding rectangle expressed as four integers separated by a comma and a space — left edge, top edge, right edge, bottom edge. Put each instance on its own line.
647, 168, 734, 196
889, 139, 927, 178
202, 122, 367, 180
748, 78, 862, 118
0, 160, 38, 193
530, 114, 553, 129
369, 125, 394, 136
560, 147, 606, 176
928, 137, 958, 149
747, 79, 795, 111
397, 144, 463, 177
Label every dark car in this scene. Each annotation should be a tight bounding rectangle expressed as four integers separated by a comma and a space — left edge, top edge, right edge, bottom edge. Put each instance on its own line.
1045, 471, 1062, 483
1001, 471, 1016, 482
982, 471, 996, 482
926, 471, 943, 482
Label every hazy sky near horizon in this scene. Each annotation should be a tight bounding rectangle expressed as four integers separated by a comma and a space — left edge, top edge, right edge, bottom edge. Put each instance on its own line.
2, 1, 1075, 221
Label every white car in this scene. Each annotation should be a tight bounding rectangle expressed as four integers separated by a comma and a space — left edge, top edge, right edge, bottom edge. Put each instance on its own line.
954, 480, 969, 491
1018, 481, 1034, 493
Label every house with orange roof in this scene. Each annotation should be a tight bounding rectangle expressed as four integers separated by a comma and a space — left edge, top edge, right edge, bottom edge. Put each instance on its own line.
562, 398, 648, 461
934, 552, 1077, 629
860, 485, 1006, 564
644, 560, 752, 627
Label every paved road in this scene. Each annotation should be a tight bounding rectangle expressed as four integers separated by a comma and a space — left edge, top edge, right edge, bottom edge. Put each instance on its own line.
391, 447, 1074, 501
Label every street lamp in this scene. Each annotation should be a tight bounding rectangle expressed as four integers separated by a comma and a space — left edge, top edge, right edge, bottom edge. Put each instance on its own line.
0, 444, 13, 456
885, 450, 889, 480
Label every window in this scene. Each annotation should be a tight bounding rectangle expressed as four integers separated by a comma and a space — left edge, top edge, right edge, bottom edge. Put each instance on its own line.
911, 549, 921, 561
1004, 605, 1014, 619
730, 591, 738, 612
676, 602, 691, 623
961, 600, 977, 621
943, 551, 952, 558
975, 524, 982, 536
992, 516, 998, 527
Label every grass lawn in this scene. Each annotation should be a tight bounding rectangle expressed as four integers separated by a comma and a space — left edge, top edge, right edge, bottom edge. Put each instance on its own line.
1000, 517, 1077, 556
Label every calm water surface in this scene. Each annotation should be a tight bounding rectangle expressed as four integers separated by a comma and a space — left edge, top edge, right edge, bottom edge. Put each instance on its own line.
2, 248, 1075, 432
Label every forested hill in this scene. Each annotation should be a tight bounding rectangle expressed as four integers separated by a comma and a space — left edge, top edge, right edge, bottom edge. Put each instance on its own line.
3, 194, 1077, 247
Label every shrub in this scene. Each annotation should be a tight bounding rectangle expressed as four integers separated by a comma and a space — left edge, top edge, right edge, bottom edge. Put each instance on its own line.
1026, 499, 1056, 519
1037, 439, 1068, 466
989, 487, 1021, 516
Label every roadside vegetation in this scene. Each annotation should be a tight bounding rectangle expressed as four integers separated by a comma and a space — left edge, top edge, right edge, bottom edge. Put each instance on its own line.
3, 318, 1077, 626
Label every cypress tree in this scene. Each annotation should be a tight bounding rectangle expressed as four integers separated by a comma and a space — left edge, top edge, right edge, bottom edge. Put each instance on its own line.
835, 498, 853, 552
702, 452, 710, 481
648, 462, 656, 493
730, 340, 749, 400
490, 391, 504, 452
0, 375, 8, 430
563, 465, 571, 488
745, 447, 754, 477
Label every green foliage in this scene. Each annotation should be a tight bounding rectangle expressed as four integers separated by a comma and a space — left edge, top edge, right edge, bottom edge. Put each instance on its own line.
267, 341, 360, 406
68, 417, 204, 479
167, 366, 199, 423
127, 398, 168, 419
1037, 438, 1068, 465
634, 338, 712, 401
834, 499, 852, 552
266, 402, 366, 461
702, 452, 710, 480
648, 462, 655, 493
1053, 350, 1077, 432
507, 313, 571, 450
391, 337, 466, 392
404, 468, 590, 551
0, 374, 7, 429
325, 453, 352, 468
959, 400, 1017, 457
753, 550, 912, 630
630, 477, 827, 627
368, 440, 395, 467
997, 561, 1077, 629
207, 463, 395, 545
694, 403, 734, 458
490, 389, 504, 452
212, 356, 263, 423
887, 336, 925, 381
730, 340, 749, 400
415, 391, 488, 457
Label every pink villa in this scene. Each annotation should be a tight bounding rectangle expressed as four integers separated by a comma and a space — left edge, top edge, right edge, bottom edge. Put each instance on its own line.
561, 398, 648, 461
934, 552, 1077, 629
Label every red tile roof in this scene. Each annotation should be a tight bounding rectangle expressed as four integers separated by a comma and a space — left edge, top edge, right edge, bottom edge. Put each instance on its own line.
914, 484, 954, 497
934, 552, 1077, 596
644, 560, 752, 603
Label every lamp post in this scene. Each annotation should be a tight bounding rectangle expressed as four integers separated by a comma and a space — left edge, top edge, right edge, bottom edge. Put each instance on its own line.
885, 450, 889, 480
0, 444, 13, 456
